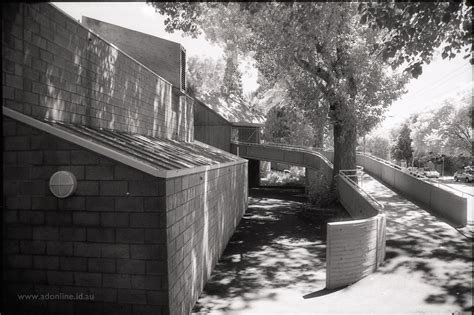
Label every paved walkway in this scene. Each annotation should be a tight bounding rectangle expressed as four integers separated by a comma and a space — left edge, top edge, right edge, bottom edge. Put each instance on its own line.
192, 176, 473, 314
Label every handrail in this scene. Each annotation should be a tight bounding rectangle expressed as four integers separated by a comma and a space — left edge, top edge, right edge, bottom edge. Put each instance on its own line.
339, 169, 384, 212
423, 178, 474, 198
358, 152, 472, 198
232, 140, 333, 166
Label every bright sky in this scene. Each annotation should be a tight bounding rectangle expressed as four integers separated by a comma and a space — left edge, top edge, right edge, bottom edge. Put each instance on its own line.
379, 51, 472, 133
52, 2, 259, 94
54, 2, 472, 133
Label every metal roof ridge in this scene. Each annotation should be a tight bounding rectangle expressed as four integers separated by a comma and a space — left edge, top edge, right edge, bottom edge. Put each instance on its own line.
3, 107, 246, 179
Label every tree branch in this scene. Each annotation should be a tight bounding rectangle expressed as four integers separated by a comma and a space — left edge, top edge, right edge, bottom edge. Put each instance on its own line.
293, 57, 332, 94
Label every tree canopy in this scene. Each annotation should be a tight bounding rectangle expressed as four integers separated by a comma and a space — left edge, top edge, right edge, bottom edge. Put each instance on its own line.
148, 1, 469, 186
408, 94, 472, 157
391, 123, 414, 163
358, 1, 472, 78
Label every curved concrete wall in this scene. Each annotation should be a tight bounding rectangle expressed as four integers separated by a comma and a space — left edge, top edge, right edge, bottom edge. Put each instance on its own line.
357, 154, 467, 227
326, 175, 386, 289
326, 214, 386, 290
232, 143, 387, 290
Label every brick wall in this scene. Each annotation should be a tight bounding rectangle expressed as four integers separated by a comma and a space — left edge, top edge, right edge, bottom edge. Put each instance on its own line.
2, 3, 193, 141
3, 117, 169, 314
165, 165, 248, 315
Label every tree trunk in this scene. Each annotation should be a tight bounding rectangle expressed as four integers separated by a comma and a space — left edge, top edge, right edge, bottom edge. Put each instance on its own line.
331, 103, 357, 190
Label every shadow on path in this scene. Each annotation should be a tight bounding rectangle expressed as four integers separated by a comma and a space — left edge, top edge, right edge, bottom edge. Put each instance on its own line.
361, 174, 473, 312
192, 189, 327, 314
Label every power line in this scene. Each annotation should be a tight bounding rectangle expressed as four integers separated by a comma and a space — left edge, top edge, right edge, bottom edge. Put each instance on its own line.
405, 67, 472, 102
407, 66, 471, 99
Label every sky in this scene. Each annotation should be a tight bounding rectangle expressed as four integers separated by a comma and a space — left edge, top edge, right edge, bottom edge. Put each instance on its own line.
53, 2, 472, 135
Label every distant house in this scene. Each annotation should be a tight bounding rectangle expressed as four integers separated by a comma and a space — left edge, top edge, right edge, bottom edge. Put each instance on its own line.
194, 94, 266, 152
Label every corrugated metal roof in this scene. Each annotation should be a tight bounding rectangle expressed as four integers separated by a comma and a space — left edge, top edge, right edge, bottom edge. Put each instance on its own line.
49, 121, 241, 169
3, 107, 245, 179
196, 94, 266, 126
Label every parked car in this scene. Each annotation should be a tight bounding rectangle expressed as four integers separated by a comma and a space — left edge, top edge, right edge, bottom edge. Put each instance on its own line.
454, 170, 474, 183
423, 169, 440, 178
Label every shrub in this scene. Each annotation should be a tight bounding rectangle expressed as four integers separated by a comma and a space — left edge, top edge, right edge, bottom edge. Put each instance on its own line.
307, 170, 337, 207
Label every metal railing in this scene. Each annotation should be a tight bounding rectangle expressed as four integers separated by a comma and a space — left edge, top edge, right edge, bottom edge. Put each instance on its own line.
339, 169, 384, 212
231, 140, 333, 166
358, 152, 473, 199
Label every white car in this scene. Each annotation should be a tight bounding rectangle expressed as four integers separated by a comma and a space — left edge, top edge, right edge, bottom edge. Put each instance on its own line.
424, 170, 440, 178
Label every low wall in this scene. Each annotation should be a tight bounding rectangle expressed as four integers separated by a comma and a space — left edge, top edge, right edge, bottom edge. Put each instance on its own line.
326, 175, 386, 289
326, 215, 386, 290
357, 154, 468, 227
232, 143, 387, 290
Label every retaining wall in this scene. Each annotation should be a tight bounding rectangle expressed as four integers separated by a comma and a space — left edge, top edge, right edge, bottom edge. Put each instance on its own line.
357, 154, 467, 227
326, 175, 386, 289
3, 2, 193, 141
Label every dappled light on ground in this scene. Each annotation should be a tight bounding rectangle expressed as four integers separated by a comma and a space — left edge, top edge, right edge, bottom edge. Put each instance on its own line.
192, 181, 472, 314
362, 174, 473, 312
192, 193, 326, 314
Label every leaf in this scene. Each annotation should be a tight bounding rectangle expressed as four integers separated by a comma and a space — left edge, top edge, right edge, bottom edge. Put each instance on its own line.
441, 13, 451, 24
411, 63, 423, 78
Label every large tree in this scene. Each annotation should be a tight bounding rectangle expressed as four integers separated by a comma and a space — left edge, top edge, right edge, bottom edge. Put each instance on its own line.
186, 55, 225, 97
149, 2, 407, 187
263, 105, 315, 147
364, 135, 391, 160
222, 55, 244, 100
409, 95, 472, 157
391, 124, 414, 164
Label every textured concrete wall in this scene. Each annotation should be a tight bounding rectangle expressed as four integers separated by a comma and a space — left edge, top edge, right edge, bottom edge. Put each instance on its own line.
3, 118, 169, 314
357, 154, 467, 227
82, 17, 184, 90
164, 164, 248, 315
337, 175, 379, 219
327, 175, 385, 289
326, 214, 386, 290
3, 3, 193, 141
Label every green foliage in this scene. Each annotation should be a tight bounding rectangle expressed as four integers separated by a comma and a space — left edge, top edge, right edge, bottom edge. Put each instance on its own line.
391, 123, 414, 163
363, 135, 390, 160
186, 55, 225, 97
148, 2, 408, 183
409, 95, 472, 157
263, 105, 315, 147
358, 2, 472, 77
222, 56, 244, 99
307, 170, 337, 207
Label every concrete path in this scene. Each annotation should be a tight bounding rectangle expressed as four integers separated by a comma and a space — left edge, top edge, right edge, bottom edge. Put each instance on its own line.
192, 178, 473, 314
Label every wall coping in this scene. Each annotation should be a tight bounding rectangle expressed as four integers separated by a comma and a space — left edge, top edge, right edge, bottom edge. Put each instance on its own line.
3, 107, 247, 179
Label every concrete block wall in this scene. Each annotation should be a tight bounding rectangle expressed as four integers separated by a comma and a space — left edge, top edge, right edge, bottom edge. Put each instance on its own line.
165, 164, 248, 315
2, 2, 193, 141
357, 154, 467, 227
82, 17, 185, 91
3, 117, 170, 314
